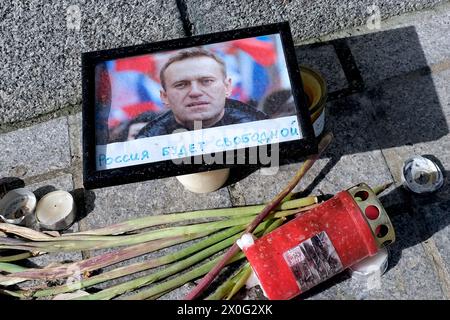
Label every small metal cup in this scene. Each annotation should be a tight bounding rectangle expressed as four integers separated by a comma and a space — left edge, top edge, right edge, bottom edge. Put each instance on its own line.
402, 155, 444, 194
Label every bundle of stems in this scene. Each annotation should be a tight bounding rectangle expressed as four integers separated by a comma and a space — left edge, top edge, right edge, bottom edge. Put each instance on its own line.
1, 201, 313, 300
0, 197, 316, 254
65, 197, 313, 236
0, 195, 318, 299
121, 218, 285, 300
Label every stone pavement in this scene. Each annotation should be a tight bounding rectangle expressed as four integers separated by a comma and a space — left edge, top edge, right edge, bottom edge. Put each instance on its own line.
1, 0, 450, 300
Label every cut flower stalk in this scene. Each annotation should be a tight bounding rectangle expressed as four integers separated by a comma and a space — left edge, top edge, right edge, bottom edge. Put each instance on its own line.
14, 226, 246, 298
63, 197, 317, 237
0, 216, 257, 252
72, 220, 275, 300
124, 218, 284, 300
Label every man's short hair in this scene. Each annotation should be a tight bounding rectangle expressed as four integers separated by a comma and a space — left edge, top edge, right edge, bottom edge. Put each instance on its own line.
159, 48, 227, 90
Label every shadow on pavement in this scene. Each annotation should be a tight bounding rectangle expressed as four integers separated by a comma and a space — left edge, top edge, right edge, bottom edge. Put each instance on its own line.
284, 26, 449, 299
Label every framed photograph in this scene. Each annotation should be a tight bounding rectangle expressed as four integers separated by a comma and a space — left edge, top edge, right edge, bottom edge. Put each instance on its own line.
82, 22, 317, 189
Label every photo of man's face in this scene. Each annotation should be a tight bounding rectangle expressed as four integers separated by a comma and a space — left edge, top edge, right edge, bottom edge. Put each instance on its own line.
88, 29, 317, 181
160, 56, 232, 130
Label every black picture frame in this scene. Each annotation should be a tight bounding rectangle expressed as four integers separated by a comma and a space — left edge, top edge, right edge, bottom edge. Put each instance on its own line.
82, 22, 318, 189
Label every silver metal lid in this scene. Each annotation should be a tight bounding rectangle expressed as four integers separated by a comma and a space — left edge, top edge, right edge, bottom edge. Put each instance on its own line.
402, 156, 444, 194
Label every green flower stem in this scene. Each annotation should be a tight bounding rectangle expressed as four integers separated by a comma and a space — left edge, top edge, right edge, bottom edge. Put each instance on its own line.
0, 216, 257, 252
206, 218, 285, 300
9, 232, 214, 281
25, 226, 246, 298
65, 197, 317, 237
225, 263, 252, 300
127, 218, 285, 300
0, 252, 33, 262
0, 262, 28, 273
124, 252, 246, 301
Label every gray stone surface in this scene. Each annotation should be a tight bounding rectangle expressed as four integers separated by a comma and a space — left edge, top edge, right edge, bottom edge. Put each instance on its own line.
414, 198, 450, 280
67, 113, 83, 170
378, 69, 450, 290
350, 61, 450, 299
343, 2, 450, 85
186, 0, 444, 41
0, 0, 184, 125
0, 117, 71, 179
296, 44, 348, 92
412, 3, 450, 68
26, 173, 74, 199
1, 0, 449, 301
372, 67, 449, 194
369, 70, 448, 150
347, 26, 428, 86
81, 177, 232, 230
158, 282, 196, 300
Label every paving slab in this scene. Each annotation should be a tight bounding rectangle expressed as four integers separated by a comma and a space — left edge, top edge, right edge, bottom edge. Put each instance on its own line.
186, 0, 444, 41
381, 70, 449, 289
0, 117, 71, 179
410, 148, 449, 272
346, 3, 450, 85
373, 68, 449, 200
369, 69, 448, 151
375, 68, 450, 297
67, 113, 83, 169
295, 44, 348, 93
26, 173, 74, 200
413, 197, 450, 286
0, 0, 184, 125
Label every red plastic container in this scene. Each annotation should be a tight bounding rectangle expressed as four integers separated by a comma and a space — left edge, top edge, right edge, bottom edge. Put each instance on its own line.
242, 183, 395, 300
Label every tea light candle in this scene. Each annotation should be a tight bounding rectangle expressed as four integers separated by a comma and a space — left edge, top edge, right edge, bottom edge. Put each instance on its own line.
176, 168, 230, 193
35, 190, 76, 231
0, 188, 37, 225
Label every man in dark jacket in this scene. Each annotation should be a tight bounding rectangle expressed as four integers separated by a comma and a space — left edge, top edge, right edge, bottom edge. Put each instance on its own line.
137, 48, 267, 138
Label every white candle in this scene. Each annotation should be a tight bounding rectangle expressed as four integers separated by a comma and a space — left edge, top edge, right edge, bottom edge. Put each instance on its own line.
176, 168, 230, 193
35, 190, 76, 231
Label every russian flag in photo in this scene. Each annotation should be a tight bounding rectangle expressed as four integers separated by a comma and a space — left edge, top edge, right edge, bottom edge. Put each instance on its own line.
105, 57, 164, 128
218, 51, 248, 102
234, 36, 276, 103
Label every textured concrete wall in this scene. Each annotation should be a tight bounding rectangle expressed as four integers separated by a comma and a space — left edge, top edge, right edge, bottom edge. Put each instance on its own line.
0, 0, 447, 128
185, 0, 445, 39
0, 0, 184, 127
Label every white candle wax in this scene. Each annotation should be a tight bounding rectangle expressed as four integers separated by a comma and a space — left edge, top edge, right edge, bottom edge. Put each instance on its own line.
35, 190, 76, 230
